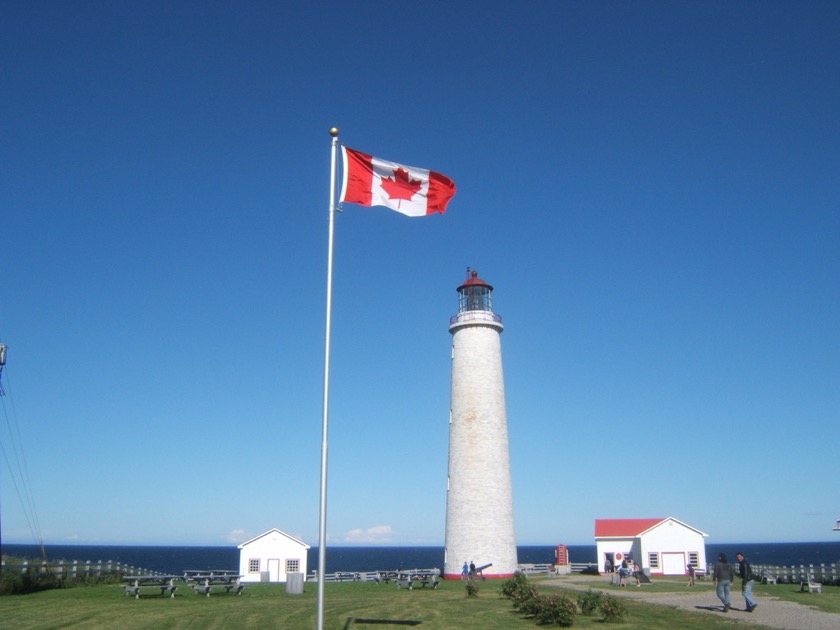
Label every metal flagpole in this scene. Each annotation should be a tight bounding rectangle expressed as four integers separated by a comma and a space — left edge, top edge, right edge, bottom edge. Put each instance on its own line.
317, 127, 340, 630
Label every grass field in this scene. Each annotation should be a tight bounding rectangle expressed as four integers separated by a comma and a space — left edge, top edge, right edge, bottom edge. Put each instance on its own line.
6, 574, 834, 630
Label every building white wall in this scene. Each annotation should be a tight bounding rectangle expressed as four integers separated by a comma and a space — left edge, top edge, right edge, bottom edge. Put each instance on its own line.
596, 519, 707, 576
640, 520, 707, 575
444, 317, 517, 579
596, 539, 635, 571
238, 529, 309, 583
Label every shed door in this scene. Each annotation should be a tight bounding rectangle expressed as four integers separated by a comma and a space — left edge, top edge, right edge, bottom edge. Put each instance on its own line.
267, 558, 281, 582
661, 552, 685, 575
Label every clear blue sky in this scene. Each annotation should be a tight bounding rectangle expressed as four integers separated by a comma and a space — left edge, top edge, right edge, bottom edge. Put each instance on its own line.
2, 1, 838, 548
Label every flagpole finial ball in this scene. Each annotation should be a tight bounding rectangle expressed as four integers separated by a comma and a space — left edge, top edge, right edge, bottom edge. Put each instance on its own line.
329, 127, 339, 137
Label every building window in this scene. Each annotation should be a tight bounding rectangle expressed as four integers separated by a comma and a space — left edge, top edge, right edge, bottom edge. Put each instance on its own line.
688, 552, 699, 567
286, 559, 300, 573
648, 553, 659, 569
249, 559, 260, 573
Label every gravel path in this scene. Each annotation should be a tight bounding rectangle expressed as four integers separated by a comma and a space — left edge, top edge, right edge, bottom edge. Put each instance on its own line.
540, 575, 840, 630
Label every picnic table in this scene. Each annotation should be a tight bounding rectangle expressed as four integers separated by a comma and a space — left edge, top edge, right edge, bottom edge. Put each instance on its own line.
183, 570, 245, 597
122, 575, 180, 599
384, 570, 440, 591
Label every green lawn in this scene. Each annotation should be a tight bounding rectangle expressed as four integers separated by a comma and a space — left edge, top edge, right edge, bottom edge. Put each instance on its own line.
0, 577, 804, 630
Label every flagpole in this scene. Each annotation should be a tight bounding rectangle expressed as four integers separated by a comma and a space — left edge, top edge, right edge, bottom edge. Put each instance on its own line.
317, 127, 339, 630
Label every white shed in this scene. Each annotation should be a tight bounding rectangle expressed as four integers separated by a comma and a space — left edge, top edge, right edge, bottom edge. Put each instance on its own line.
595, 517, 708, 576
237, 528, 310, 583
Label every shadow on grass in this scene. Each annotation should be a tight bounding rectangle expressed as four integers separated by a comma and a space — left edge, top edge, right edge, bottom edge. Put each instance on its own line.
343, 618, 422, 627
694, 605, 726, 613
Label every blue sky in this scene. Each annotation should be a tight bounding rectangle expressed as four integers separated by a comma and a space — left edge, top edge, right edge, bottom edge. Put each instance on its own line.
2, 1, 838, 548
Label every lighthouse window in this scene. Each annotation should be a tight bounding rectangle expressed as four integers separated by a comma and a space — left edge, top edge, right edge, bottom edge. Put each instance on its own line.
459, 286, 492, 312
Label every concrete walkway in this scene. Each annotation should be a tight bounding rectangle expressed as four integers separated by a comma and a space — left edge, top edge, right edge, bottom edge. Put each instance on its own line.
539, 574, 840, 630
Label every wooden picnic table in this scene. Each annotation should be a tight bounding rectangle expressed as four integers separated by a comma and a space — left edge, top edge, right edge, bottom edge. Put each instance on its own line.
183, 571, 245, 597
122, 575, 180, 599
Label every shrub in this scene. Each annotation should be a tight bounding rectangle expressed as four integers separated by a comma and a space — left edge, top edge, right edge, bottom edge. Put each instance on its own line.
0, 571, 68, 595
600, 594, 628, 623
500, 573, 539, 609
464, 578, 479, 597
534, 593, 577, 627
577, 588, 604, 615
499, 573, 531, 599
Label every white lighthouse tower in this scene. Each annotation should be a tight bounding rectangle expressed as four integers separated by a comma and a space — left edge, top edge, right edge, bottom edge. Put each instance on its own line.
444, 268, 517, 579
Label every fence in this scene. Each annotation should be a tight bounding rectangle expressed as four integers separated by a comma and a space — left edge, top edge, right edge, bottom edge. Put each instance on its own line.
1, 559, 160, 579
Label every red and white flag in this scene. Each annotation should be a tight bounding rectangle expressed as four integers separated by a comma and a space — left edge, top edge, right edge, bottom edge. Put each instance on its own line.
339, 146, 456, 216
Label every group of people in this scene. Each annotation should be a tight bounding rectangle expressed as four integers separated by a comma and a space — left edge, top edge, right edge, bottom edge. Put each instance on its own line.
605, 552, 758, 613
460, 561, 477, 580
604, 558, 644, 587
713, 552, 758, 613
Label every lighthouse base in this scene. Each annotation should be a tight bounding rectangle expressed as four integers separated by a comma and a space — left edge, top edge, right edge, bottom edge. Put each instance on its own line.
443, 571, 516, 580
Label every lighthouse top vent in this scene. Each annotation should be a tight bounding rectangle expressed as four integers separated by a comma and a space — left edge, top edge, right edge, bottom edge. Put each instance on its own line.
457, 268, 493, 292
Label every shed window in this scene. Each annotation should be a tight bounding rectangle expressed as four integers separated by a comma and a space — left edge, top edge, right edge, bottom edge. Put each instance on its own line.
688, 552, 699, 567
286, 559, 300, 573
648, 553, 659, 568
249, 559, 260, 573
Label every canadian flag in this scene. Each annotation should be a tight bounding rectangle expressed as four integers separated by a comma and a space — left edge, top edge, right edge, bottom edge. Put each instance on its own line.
339, 146, 456, 216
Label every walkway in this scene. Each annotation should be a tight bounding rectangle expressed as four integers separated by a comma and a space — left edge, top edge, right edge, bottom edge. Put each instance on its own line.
540, 574, 839, 630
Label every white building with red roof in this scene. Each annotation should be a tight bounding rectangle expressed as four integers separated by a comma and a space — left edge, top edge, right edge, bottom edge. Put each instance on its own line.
595, 517, 708, 576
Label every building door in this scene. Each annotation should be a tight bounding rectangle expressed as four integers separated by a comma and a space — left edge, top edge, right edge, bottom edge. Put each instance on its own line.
267, 558, 281, 582
661, 552, 685, 576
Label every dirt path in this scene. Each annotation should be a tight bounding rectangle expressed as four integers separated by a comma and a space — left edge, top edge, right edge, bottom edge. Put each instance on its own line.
539, 575, 839, 630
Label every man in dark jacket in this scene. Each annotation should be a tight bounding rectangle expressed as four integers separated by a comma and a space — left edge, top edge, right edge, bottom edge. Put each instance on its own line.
713, 553, 735, 612
736, 552, 757, 612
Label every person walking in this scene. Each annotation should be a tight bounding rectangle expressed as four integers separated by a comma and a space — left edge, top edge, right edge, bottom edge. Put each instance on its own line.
736, 552, 758, 612
618, 560, 629, 587
687, 562, 696, 586
713, 553, 735, 612
633, 561, 642, 587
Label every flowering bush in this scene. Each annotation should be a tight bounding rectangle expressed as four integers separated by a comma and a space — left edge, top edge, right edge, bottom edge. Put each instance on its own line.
600, 594, 628, 623
499, 573, 531, 599
576, 589, 604, 616
500, 573, 539, 608
533, 593, 577, 627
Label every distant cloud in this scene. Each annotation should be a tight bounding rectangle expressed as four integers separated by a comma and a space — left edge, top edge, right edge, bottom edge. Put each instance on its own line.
343, 525, 394, 544
225, 529, 248, 543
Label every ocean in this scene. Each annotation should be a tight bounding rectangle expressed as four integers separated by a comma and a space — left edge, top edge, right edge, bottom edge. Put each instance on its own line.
4, 542, 840, 575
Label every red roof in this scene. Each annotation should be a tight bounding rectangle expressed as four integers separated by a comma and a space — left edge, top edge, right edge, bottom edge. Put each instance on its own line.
457, 269, 493, 291
595, 518, 665, 538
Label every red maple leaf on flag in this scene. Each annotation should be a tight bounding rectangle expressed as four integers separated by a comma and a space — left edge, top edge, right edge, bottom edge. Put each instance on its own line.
380, 167, 422, 206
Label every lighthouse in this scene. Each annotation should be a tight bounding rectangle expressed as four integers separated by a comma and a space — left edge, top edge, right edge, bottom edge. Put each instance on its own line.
444, 269, 517, 579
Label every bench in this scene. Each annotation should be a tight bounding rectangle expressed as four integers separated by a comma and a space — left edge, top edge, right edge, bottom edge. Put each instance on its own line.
800, 580, 822, 593
762, 572, 777, 585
